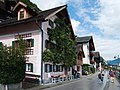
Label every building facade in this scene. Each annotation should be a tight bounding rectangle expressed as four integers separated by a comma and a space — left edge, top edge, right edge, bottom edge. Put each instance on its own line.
76, 36, 95, 73
0, 1, 75, 84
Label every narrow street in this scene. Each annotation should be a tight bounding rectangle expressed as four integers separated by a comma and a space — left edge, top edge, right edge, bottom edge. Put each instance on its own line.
42, 72, 108, 90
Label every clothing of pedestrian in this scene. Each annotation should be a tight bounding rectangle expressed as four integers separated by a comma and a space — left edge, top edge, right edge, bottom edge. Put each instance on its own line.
109, 70, 115, 83
98, 71, 104, 82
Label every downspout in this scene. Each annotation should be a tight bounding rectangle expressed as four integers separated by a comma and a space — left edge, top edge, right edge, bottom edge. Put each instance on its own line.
35, 19, 43, 84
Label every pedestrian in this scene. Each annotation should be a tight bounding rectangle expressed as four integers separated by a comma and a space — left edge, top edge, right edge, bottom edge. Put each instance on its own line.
109, 70, 115, 83
98, 70, 104, 82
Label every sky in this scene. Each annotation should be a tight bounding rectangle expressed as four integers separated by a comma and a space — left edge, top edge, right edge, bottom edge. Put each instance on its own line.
31, 0, 120, 61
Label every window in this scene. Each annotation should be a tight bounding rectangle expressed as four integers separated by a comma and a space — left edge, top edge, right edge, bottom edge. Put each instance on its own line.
59, 65, 63, 72
45, 64, 48, 72
53, 65, 56, 72
20, 11, 24, 19
12, 39, 34, 48
12, 41, 19, 48
0, 42, 3, 48
49, 20, 54, 28
26, 63, 33, 72
45, 64, 52, 72
25, 49, 33, 55
56, 65, 59, 71
49, 64, 52, 72
45, 40, 56, 49
45, 40, 49, 48
45, 64, 63, 72
26, 39, 34, 47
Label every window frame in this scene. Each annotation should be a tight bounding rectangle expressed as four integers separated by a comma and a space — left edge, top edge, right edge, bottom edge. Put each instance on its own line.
20, 10, 24, 19
26, 63, 33, 72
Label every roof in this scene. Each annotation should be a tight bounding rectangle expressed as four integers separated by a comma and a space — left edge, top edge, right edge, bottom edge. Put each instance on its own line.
13, 1, 37, 16
13, 1, 27, 11
0, 4, 75, 40
94, 52, 100, 58
37, 5, 67, 20
76, 36, 92, 43
76, 36, 95, 51
0, 5, 67, 28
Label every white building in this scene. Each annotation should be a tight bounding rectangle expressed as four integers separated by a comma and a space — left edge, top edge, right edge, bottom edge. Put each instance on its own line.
0, 1, 75, 84
76, 36, 95, 73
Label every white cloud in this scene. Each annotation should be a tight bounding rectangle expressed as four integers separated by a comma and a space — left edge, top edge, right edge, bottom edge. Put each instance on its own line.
93, 0, 120, 38
31, 0, 69, 10
92, 0, 120, 60
94, 35, 120, 60
71, 0, 120, 60
30, 0, 120, 60
71, 19, 80, 34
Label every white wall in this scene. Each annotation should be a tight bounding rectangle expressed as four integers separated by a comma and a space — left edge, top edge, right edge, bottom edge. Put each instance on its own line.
0, 30, 42, 76
83, 43, 90, 65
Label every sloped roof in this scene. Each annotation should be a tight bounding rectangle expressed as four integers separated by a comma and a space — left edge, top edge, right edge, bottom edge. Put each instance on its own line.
12, 1, 37, 17
0, 4, 75, 40
76, 36, 95, 51
37, 5, 67, 20
0, 5, 67, 27
94, 52, 100, 58
76, 36, 92, 43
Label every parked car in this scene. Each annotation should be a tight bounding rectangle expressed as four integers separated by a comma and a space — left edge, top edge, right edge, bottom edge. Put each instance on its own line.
82, 70, 88, 75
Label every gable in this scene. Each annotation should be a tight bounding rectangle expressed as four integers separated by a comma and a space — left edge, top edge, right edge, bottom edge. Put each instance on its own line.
12, 1, 37, 20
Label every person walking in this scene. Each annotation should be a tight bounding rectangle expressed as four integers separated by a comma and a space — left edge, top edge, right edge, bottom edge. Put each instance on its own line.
98, 71, 104, 82
109, 70, 115, 83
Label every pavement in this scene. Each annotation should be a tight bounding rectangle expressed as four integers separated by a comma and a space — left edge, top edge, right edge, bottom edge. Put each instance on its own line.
104, 77, 120, 90
23, 72, 120, 90
23, 74, 95, 90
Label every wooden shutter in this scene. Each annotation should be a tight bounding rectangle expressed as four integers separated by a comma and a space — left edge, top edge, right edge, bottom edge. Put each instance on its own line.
12, 41, 15, 47
30, 63, 33, 72
31, 39, 34, 47
45, 40, 48, 48
0, 42, 2, 48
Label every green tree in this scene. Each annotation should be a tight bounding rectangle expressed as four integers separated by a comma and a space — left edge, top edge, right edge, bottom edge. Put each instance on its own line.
0, 38, 26, 84
20, 0, 40, 11
43, 18, 76, 68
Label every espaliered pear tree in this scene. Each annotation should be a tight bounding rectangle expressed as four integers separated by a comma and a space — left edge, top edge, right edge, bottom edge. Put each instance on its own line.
43, 18, 76, 68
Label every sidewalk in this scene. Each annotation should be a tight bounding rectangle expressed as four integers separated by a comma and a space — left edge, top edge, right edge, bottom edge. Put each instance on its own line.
104, 77, 120, 90
108, 78, 120, 90
23, 73, 105, 90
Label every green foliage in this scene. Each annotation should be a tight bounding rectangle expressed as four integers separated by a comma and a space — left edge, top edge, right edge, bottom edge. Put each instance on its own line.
0, 38, 26, 84
82, 64, 90, 72
20, 0, 40, 11
44, 18, 76, 67
43, 49, 54, 62
91, 67, 95, 73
